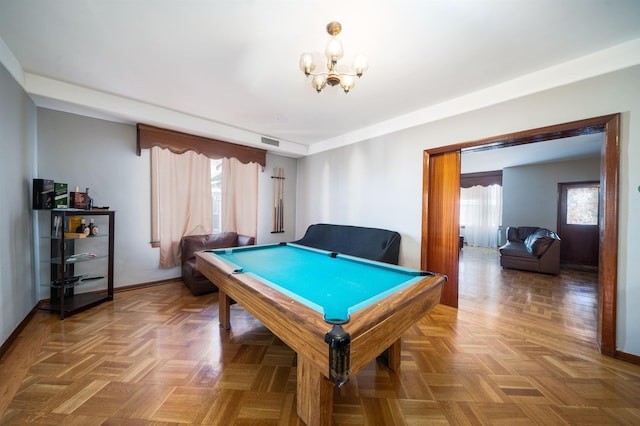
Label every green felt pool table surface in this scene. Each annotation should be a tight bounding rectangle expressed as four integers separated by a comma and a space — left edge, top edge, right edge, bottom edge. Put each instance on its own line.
207, 243, 430, 323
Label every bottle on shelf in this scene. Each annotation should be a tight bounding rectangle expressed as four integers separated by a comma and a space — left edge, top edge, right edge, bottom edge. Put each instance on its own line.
86, 188, 93, 210
88, 218, 98, 236
75, 219, 90, 236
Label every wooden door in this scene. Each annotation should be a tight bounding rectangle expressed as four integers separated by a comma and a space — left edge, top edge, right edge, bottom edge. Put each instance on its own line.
422, 150, 460, 307
558, 182, 600, 267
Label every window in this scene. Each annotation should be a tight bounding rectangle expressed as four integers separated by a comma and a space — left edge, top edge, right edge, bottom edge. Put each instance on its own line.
459, 184, 503, 248
566, 186, 599, 225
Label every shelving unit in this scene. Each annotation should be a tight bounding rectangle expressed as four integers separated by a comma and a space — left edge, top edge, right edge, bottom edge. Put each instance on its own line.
40, 209, 115, 319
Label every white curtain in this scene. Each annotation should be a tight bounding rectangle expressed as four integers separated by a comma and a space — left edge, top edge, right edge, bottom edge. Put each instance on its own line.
460, 184, 503, 248
221, 157, 259, 239
152, 147, 213, 268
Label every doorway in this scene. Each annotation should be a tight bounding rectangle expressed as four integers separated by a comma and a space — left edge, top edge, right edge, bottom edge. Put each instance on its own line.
558, 181, 600, 267
421, 114, 620, 357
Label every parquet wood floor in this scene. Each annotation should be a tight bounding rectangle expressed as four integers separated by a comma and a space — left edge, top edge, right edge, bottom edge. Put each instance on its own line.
2, 247, 640, 425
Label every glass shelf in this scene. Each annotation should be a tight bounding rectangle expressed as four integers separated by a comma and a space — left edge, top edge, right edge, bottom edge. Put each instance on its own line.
42, 274, 106, 289
47, 253, 108, 265
40, 209, 115, 319
43, 233, 110, 240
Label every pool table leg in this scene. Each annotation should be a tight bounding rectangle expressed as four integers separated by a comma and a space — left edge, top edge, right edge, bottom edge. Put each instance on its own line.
297, 355, 333, 426
386, 338, 402, 370
219, 291, 231, 330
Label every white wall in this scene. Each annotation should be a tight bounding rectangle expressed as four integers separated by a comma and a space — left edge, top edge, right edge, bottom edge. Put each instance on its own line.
0, 62, 37, 345
296, 65, 640, 356
297, 136, 426, 267
36, 109, 298, 295
502, 157, 601, 235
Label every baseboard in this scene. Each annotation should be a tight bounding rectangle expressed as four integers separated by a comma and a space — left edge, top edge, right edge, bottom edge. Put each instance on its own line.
616, 349, 640, 366
560, 263, 598, 272
0, 305, 39, 360
113, 277, 183, 293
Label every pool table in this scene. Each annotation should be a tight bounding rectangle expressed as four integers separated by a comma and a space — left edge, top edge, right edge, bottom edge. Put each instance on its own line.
196, 242, 444, 426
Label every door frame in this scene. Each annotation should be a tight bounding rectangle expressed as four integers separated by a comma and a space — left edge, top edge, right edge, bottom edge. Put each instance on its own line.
421, 113, 620, 357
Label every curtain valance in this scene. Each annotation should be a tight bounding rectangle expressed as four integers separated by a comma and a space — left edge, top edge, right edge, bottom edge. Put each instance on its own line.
460, 170, 503, 188
137, 123, 266, 168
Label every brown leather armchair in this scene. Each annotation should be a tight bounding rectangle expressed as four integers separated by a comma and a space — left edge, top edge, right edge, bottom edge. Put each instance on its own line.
180, 232, 255, 295
499, 227, 561, 275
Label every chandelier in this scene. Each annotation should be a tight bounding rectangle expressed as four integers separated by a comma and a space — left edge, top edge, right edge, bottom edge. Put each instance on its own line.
299, 21, 368, 93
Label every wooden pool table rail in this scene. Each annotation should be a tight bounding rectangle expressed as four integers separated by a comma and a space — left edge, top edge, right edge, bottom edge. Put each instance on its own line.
196, 250, 444, 426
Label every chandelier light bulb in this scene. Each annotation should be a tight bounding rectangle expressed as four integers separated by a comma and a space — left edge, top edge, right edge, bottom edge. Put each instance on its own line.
299, 52, 315, 75
325, 38, 344, 63
340, 75, 356, 93
352, 54, 369, 77
299, 21, 367, 94
312, 74, 327, 93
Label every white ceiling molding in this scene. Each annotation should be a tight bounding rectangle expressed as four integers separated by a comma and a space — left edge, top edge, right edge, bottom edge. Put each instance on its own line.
24, 73, 309, 158
308, 37, 640, 155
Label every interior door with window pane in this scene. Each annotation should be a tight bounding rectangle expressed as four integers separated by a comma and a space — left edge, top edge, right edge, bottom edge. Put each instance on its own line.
557, 182, 600, 267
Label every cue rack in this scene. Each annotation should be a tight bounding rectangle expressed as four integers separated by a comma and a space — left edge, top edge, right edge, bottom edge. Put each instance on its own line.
271, 167, 285, 233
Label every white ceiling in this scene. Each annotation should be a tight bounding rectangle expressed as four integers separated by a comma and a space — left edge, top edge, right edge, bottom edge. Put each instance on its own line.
461, 132, 604, 174
1, 0, 639, 159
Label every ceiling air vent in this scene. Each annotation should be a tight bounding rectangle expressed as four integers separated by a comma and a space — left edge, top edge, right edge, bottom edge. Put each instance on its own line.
261, 137, 280, 147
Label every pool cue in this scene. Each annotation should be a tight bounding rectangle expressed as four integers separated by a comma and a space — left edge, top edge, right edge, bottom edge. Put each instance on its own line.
273, 167, 277, 231
279, 167, 284, 231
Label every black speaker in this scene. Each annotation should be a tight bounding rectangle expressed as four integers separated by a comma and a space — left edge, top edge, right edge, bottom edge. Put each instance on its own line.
33, 178, 54, 209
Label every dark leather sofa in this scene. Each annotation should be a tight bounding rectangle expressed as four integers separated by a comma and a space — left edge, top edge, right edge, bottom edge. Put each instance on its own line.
293, 223, 401, 265
499, 226, 561, 275
181, 232, 255, 295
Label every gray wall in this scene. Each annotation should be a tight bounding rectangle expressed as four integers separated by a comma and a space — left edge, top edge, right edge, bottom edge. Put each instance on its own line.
501, 156, 601, 242
35, 109, 298, 299
35, 109, 167, 294
0, 62, 37, 346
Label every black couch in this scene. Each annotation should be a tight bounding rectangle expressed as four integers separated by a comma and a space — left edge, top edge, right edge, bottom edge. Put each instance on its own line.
293, 223, 401, 265
499, 226, 561, 275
